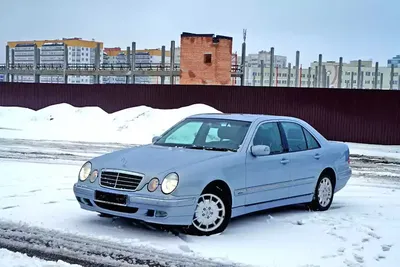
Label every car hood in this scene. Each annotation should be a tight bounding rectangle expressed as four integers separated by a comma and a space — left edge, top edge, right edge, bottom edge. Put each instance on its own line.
91, 144, 231, 177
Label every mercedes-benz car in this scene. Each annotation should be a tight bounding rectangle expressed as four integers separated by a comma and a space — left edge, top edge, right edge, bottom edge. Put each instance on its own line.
73, 113, 351, 236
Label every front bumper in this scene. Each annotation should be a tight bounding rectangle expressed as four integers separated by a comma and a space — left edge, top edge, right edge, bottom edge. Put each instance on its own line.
73, 183, 197, 226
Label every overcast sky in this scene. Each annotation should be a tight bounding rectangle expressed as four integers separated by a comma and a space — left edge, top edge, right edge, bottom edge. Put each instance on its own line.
0, 0, 398, 66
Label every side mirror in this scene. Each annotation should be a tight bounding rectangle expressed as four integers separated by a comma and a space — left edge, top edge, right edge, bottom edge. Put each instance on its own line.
152, 136, 161, 143
251, 145, 271, 157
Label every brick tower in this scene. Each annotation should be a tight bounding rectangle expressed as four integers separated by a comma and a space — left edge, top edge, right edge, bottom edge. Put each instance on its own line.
179, 32, 232, 85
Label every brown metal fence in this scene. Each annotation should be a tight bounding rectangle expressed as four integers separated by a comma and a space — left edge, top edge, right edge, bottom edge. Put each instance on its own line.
1, 82, 400, 144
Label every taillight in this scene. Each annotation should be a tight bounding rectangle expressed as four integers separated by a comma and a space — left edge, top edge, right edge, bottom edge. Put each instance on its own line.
345, 148, 350, 164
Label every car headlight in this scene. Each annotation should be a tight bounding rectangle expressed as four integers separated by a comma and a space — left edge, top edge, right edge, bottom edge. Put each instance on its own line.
147, 177, 159, 192
79, 162, 92, 181
89, 170, 98, 183
161, 172, 179, 194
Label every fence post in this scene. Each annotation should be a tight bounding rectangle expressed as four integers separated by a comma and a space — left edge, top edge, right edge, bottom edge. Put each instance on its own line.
294, 51, 300, 87
338, 57, 343, 88
126, 46, 131, 84
33, 44, 40, 83
170, 40, 175, 85
317, 54, 322, 87
390, 64, 394, 90
63, 44, 68, 84
269, 47, 274, 87
131, 42, 136, 84
260, 60, 264, 86
357, 60, 362, 89
350, 72, 354, 89
240, 41, 246, 86
373, 62, 379, 89
161, 45, 166, 84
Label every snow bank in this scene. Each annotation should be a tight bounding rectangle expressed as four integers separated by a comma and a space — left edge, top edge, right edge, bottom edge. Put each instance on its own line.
0, 249, 81, 267
0, 103, 221, 144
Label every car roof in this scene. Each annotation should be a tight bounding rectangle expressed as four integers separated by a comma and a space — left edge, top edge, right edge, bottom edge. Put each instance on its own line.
187, 113, 299, 123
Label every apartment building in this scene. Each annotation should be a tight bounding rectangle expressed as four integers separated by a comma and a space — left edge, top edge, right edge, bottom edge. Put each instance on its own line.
7, 38, 103, 84
246, 60, 400, 89
12, 43, 36, 82
310, 60, 400, 89
238, 50, 288, 85
102, 47, 180, 84
388, 55, 400, 68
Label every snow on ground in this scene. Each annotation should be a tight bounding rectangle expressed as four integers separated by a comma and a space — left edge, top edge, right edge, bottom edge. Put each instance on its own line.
0, 248, 81, 267
347, 142, 400, 160
0, 157, 399, 267
0, 103, 221, 144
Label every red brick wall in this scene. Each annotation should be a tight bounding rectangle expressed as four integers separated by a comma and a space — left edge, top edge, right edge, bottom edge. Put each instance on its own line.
180, 35, 232, 85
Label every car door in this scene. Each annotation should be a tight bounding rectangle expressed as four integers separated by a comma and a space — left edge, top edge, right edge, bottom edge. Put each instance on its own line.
245, 121, 291, 206
280, 121, 324, 198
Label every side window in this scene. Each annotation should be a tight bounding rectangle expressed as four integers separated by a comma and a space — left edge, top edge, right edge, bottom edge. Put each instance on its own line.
303, 128, 320, 149
281, 122, 307, 152
253, 122, 284, 154
165, 121, 202, 144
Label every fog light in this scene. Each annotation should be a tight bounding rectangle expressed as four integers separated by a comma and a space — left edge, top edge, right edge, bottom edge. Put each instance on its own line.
155, 210, 168, 217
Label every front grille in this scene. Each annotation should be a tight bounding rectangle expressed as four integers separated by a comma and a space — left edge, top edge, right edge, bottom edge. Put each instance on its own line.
100, 170, 143, 191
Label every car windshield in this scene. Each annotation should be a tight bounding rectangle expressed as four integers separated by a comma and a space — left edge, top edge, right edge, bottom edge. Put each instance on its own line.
154, 118, 251, 152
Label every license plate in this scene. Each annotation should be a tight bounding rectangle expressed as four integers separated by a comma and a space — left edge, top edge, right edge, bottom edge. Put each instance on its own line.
95, 191, 127, 205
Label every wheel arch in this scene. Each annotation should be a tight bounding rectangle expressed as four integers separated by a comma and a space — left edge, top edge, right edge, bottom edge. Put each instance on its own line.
201, 179, 233, 207
320, 167, 337, 190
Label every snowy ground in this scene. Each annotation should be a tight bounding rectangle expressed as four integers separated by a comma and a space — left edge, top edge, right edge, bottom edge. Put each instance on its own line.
0, 248, 81, 267
0, 139, 399, 267
0, 103, 399, 267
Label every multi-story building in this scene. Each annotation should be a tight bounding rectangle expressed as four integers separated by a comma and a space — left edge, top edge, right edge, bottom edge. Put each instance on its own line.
7, 38, 103, 84
40, 42, 65, 83
102, 48, 128, 84
102, 47, 180, 84
238, 50, 288, 85
246, 59, 400, 89
12, 43, 36, 82
388, 55, 400, 67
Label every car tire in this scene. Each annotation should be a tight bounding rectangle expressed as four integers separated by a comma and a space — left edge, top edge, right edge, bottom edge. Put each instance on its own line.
310, 174, 334, 211
185, 187, 231, 236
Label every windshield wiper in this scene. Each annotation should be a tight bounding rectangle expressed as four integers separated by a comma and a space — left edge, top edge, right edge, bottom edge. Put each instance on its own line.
186, 145, 237, 152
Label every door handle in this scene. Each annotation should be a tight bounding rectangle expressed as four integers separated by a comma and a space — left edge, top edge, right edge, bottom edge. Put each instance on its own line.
281, 158, 290, 165
314, 153, 321, 160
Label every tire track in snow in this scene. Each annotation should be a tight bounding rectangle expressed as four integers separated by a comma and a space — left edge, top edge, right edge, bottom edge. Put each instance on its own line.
0, 221, 246, 267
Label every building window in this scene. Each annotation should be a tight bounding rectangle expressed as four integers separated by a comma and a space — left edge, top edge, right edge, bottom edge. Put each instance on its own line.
365, 72, 371, 76
204, 53, 212, 64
